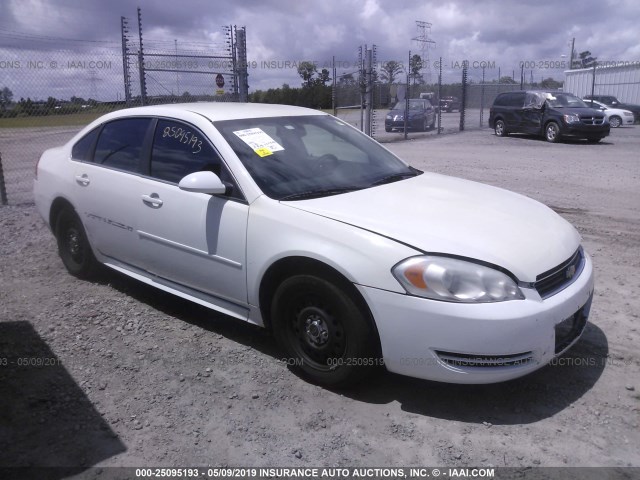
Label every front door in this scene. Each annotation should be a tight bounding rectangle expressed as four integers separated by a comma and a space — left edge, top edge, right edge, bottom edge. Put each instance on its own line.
135, 119, 249, 315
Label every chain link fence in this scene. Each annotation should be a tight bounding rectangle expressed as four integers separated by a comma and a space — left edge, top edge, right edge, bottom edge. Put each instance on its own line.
0, 37, 245, 204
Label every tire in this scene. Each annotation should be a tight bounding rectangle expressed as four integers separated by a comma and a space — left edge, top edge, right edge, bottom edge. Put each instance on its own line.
494, 119, 508, 137
421, 118, 428, 132
385, 127, 392, 132
429, 116, 436, 130
545, 122, 560, 143
271, 274, 377, 388
587, 137, 602, 143
609, 116, 622, 128
55, 208, 99, 279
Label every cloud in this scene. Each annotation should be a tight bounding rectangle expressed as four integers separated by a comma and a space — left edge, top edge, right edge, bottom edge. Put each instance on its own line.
1, 0, 639, 99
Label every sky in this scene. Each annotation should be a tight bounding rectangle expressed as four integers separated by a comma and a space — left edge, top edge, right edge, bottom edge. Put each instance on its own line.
1, 0, 639, 101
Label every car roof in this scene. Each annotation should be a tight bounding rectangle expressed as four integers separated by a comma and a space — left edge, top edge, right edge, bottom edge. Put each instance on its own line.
107, 102, 327, 122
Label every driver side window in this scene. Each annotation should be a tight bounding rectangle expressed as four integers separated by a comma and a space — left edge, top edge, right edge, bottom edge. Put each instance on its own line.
150, 119, 243, 200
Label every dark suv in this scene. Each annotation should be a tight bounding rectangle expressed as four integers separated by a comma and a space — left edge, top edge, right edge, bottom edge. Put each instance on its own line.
583, 95, 640, 123
489, 91, 610, 143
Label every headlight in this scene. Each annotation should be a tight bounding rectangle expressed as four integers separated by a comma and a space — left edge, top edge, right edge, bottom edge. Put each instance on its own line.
386, 114, 393, 120
563, 113, 580, 124
392, 256, 524, 303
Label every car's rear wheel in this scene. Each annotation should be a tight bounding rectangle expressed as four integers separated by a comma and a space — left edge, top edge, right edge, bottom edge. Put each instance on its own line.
271, 274, 377, 387
494, 119, 508, 137
55, 208, 99, 279
545, 122, 560, 143
609, 116, 622, 128
421, 118, 428, 132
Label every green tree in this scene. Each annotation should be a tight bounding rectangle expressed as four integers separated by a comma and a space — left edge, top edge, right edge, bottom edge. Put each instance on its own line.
297, 61, 318, 87
409, 54, 424, 85
380, 61, 403, 84
499, 76, 517, 84
0, 86, 13, 109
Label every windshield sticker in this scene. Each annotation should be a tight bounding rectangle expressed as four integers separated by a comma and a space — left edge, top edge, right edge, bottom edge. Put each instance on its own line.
233, 128, 284, 157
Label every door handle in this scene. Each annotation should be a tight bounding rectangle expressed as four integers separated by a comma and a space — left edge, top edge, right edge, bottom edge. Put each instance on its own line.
75, 174, 90, 186
141, 194, 163, 207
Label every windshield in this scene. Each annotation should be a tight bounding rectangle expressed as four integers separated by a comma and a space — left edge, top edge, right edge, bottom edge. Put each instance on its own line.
214, 115, 419, 200
392, 99, 427, 111
544, 93, 589, 108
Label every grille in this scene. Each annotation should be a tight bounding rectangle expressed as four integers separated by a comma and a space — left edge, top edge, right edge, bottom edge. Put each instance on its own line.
580, 115, 605, 125
535, 248, 584, 299
435, 350, 535, 368
554, 297, 590, 354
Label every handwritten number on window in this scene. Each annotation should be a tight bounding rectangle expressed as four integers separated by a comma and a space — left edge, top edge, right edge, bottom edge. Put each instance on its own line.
163, 126, 202, 154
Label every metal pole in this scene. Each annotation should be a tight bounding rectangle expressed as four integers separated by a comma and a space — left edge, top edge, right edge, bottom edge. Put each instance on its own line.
569, 37, 575, 70
364, 48, 372, 136
332, 56, 337, 117
137, 7, 147, 106
437, 56, 442, 134
0, 152, 8, 205
590, 61, 597, 99
120, 17, 131, 107
175, 39, 179, 97
480, 66, 485, 128
520, 64, 524, 89
404, 50, 410, 139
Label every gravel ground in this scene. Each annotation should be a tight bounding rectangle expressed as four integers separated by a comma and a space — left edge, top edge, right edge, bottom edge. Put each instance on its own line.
1, 126, 639, 474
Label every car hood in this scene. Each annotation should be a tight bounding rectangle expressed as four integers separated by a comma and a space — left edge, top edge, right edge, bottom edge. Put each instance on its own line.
282, 173, 580, 282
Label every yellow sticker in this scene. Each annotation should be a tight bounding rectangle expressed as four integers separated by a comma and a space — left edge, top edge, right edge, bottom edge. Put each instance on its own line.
254, 147, 273, 157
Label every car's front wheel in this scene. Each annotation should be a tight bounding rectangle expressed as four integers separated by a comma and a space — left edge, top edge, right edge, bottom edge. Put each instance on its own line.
545, 122, 560, 143
55, 208, 99, 279
609, 116, 622, 128
494, 119, 508, 137
271, 274, 377, 387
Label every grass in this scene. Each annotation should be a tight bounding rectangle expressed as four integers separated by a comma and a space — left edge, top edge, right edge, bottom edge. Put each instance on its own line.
0, 111, 119, 129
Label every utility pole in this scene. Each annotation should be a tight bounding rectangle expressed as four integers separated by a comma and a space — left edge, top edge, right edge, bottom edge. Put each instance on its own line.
569, 37, 575, 70
412, 21, 435, 84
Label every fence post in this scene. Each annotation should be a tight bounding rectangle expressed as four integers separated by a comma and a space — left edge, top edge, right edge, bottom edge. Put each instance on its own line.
459, 61, 468, 132
437, 56, 442, 134
0, 152, 8, 205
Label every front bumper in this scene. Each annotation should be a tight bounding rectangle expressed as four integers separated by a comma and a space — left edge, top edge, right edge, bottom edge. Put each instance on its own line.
561, 123, 610, 138
357, 252, 594, 384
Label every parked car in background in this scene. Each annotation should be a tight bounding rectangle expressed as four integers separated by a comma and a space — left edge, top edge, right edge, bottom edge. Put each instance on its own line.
489, 90, 610, 143
34, 103, 593, 388
583, 99, 635, 128
439, 96, 460, 112
385, 98, 436, 132
583, 94, 640, 123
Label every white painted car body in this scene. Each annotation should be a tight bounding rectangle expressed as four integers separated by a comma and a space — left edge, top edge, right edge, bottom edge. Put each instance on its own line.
34, 103, 594, 385
583, 99, 634, 127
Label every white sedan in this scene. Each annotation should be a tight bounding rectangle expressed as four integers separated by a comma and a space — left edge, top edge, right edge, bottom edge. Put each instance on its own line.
34, 103, 594, 387
584, 99, 635, 127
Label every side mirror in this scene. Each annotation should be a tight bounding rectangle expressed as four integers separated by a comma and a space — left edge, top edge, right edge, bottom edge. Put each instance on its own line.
178, 171, 227, 195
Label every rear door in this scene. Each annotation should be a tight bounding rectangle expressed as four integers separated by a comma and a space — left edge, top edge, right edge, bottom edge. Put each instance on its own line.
73, 117, 153, 268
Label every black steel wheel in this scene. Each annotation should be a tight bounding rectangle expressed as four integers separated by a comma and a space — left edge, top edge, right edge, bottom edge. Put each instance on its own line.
271, 274, 377, 387
55, 208, 99, 279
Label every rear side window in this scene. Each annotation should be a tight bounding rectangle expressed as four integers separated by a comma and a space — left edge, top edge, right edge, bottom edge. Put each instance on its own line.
493, 94, 509, 106
94, 118, 151, 172
506, 92, 525, 107
71, 127, 100, 161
